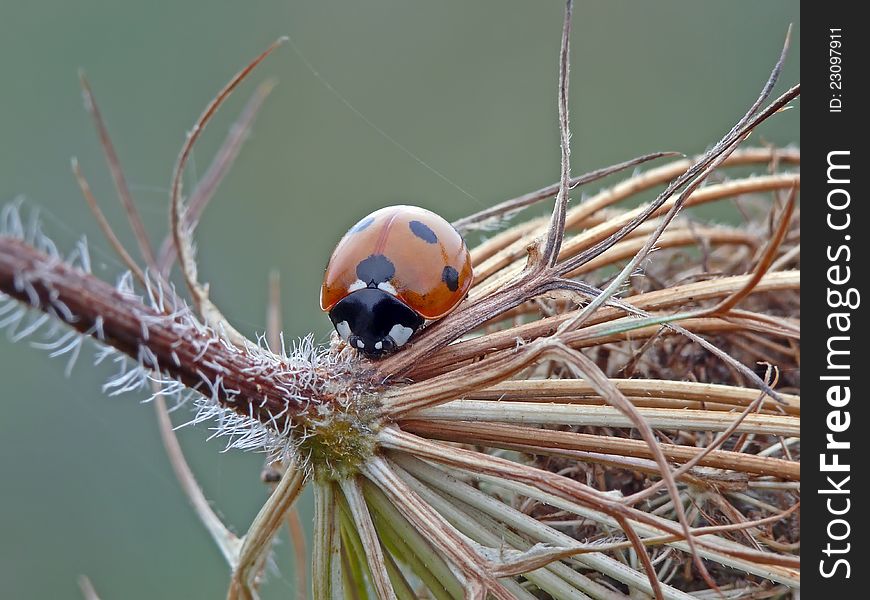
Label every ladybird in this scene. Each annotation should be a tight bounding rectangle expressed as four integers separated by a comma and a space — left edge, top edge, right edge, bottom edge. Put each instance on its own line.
320, 205, 473, 357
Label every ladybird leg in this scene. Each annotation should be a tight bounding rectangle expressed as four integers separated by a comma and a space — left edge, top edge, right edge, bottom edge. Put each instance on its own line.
373, 337, 395, 354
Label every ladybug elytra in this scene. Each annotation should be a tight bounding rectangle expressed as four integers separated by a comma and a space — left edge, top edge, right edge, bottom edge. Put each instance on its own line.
320, 205, 473, 357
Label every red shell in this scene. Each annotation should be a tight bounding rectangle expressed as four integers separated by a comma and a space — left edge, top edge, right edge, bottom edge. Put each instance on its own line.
320, 205, 473, 320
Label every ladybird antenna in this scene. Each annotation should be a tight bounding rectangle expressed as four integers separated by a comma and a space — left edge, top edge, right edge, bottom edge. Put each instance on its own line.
284, 35, 484, 208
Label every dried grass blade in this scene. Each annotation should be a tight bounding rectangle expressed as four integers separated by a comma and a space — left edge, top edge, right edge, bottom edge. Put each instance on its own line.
470, 147, 799, 267
361, 456, 516, 600
154, 392, 240, 567
70, 158, 147, 286
388, 459, 595, 600
709, 186, 797, 314
313, 482, 341, 600
170, 39, 285, 344
362, 480, 464, 600
338, 477, 398, 600
228, 461, 305, 600
79, 72, 157, 269
157, 81, 276, 275
464, 379, 800, 413
411, 400, 798, 436
539, 0, 573, 269
400, 420, 799, 480
392, 454, 652, 600
453, 152, 679, 234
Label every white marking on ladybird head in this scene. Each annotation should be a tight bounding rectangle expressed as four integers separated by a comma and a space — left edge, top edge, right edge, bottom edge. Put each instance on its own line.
388, 324, 414, 347
335, 320, 352, 341
355, 338, 365, 349
348, 279, 367, 293
374, 341, 383, 351
377, 281, 398, 296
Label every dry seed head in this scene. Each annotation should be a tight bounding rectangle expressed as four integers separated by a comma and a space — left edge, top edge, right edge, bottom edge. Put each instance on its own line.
0, 11, 801, 595
297, 389, 382, 480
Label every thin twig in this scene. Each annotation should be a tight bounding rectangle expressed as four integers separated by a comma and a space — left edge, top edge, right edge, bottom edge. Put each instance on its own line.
154, 393, 241, 566
70, 158, 148, 286
79, 72, 158, 270
170, 38, 286, 343
539, 0, 574, 269
77, 576, 102, 600
228, 462, 306, 600
452, 151, 680, 233
709, 186, 797, 314
157, 80, 276, 275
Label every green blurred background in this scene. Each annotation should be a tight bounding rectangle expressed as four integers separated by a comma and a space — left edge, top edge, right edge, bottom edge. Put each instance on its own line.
1, 1, 798, 598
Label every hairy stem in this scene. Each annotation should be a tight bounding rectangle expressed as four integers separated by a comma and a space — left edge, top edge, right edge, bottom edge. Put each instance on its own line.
0, 236, 314, 429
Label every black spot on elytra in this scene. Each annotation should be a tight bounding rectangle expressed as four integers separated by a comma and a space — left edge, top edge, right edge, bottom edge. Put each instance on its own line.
356, 254, 395, 286
409, 220, 438, 244
349, 216, 374, 234
442, 265, 460, 292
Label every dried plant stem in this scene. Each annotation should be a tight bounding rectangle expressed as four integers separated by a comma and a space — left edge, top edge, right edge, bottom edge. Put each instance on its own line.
380, 428, 798, 570
412, 270, 799, 379
473, 173, 799, 290
362, 456, 516, 600
228, 463, 306, 600
0, 238, 310, 424
362, 480, 463, 600
335, 499, 376, 598
400, 420, 798, 480
493, 268, 798, 328
338, 478, 397, 600
409, 315, 793, 387
709, 187, 797, 314
539, 0, 573, 269
157, 80, 277, 275
463, 379, 800, 413
453, 151, 680, 233
390, 461, 597, 600
411, 452, 800, 586
312, 483, 341, 600
411, 401, 797, 436
154, 393, 241, 566
469, 147, 799, 265
77, 576, 102, 600
70, 158, 148, 286
547, 343, 714, 591
564, 226, 758, 277
79, 73, 158, 270
170, 39, 286, 345
393, 454, 688, 600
